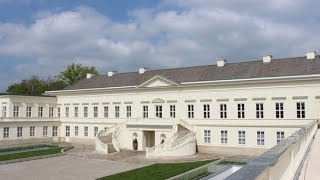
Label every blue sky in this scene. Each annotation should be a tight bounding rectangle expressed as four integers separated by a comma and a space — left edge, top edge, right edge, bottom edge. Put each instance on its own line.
0, 0, 320, 91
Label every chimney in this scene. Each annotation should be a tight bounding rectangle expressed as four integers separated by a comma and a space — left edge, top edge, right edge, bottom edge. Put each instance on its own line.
217, 59, 227, 67
263, 55, 272, 63
86, 73, 93, 79
306, 51, 316, 60
108, 71, 118, 77
139, 67, 149, 74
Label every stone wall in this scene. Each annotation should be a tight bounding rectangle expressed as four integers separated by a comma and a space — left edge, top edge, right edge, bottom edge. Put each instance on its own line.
198, 145, 267, 157
226, 119, 318, 180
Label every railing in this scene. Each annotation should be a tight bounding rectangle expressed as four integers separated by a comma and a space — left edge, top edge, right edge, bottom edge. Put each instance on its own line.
127, 118, 175, 126
179, 119, 195, 132
112, 123, 126, 152
0, 117, 60, 122
146, 120, 179, 156
226, 119, 319, 180
95, 129, 108, 154
146, 118, 196, 157
171, 127, 196, 149
95, 125, 119, 154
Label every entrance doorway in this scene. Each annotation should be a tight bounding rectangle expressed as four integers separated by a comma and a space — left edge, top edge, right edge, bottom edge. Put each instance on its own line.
144, 131, 155, 148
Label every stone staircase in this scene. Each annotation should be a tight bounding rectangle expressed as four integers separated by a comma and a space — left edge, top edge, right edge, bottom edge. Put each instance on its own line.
177, 125, 190, 139
98, 134, 117, 153
146, 119, 197, 158
95, 124, 124, 154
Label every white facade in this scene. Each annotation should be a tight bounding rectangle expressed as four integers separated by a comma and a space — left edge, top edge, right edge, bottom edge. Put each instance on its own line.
1, 55, 320, 156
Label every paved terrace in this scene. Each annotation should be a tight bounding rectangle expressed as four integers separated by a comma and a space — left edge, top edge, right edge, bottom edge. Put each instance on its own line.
298, 131, 320, 180
0, 144, 253, 180
0, 155, 144, 180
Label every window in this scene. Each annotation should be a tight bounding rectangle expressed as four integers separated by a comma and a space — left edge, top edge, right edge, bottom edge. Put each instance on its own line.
30, 126, 35, 137
204, 130, 211, 144
1, 106, 7, 117
256, 103, 264, 118
75, 126, 79, 136
57, 107, 61, 117
26, 106, 32, 117
220, 104, 227, 118
277, 131, 285, 144
104, 106, 108, 118
17, 127, 23, 138
297, 102, 305, 118
65, 107, 69, 117
65, 126, 70, 137
94, 106, 98, 118
188, 105, 194, 118
238, 131, 246, 145
94, 127, 98, 137
49, 107, 54, 117
143, 106, 148, 118
115, 106, 120, 118
237, 104, 245, 118
257, 131, 265, 145
38, 107, 43, 117
204, 104, 210, 118
221, 130, 228, 144
276, 103, 284, 118
52, 126, 58, 137
170, 105, 176, 118
3, 127, 9, 138
43, 126, 48, 136
13, 106, 19, 117
126, 106, 131, 118
156, 105, 162, 118
84, 126, 88, 137
74, 107, 79, 117
84, 107, 88, 117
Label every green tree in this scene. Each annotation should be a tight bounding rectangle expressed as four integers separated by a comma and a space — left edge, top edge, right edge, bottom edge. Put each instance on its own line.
6, 76, 46, 95
6, 76, 67, 96
46, 76, 67, 91
59, 63, 99, 86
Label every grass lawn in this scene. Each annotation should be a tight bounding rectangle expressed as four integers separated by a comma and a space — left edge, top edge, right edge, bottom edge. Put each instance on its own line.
99, 159, 217, 180
0, 146, 63, 161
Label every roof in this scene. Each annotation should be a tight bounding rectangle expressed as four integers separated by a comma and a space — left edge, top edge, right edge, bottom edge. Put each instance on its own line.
0, 95, 56, 99
65, 56, 320, 90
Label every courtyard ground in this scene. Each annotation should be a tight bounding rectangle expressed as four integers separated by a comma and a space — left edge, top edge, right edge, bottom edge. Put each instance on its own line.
0, 145, 253, 180
0, 155, 145, 180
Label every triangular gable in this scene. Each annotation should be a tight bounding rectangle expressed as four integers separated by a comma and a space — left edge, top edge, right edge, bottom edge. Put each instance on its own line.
152, 98, 165, 103
138, 75, 179, 88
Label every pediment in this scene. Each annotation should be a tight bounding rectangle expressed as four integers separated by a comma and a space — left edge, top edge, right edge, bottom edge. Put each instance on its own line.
152, 98, 165, 103
138, 75, 179, 88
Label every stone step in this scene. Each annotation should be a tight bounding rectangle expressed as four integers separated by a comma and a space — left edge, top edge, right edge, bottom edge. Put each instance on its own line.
177, 124, 190, 139
99, 134, 112, 144
107, 143, 117, 153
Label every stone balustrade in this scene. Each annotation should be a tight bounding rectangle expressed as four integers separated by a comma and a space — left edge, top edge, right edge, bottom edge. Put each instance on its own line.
226, 119, 318, 180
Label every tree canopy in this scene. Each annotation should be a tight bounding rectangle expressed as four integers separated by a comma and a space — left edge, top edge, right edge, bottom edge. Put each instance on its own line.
6, 76, 66, 96
5, 63, 99, 96
59, 63, 99, 86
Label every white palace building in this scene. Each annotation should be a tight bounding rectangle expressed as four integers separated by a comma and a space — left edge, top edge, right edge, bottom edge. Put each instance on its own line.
0, 52, 319, 159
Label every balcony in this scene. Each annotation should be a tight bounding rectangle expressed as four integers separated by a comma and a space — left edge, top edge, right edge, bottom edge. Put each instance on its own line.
126, 118, 174, 128
0, 117, 60, 122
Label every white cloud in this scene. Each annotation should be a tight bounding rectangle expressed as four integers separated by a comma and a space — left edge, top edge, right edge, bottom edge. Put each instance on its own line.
0, 2, 320, 91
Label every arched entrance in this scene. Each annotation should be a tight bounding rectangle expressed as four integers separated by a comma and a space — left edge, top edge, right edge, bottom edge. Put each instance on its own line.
133, 133, 138, 150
